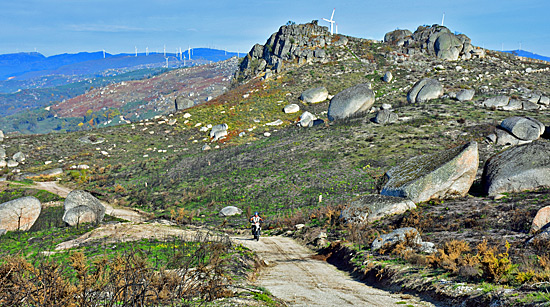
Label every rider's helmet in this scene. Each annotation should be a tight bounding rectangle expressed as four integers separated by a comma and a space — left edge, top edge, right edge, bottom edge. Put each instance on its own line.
254, 212, 259, 216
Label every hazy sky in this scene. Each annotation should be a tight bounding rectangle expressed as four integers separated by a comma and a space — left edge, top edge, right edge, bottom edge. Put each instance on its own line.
1, 0, 549, 56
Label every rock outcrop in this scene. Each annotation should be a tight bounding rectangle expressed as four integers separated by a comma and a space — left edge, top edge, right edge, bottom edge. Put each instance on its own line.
381, 141, 479, 203
531, 206, 550, 233
235, 21, 345, 82
500, 117, 545, 141
0, 197, 41, 231
327, 83, 375, 121
407, 78, 444, 103
341, 194, 416, 224
483, 140, 550, 196
384, 25, 479, 61
63, 190, 105, 226
175, 96, 194, 111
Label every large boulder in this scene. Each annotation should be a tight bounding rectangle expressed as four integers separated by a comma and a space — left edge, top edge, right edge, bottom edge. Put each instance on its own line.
300, 87, 329, 104
63, 206, 98, 227
492, 128, 532, 146
63, 190, 105, 226
531, 206, 550, 233
0, 196, 41, 231
483, 141, 550, 196
383, 71, 393, 83
384, 29, 412, 45
434, 33, 463, 61
210, 123, 229, 138
219, 206, 243, 217
327, 83, 375, 121
500, 117, 545, 141
381, 142, 479, 203
341, 195, 416, 224
456, 89, 475, 102
407, 79, 443, 103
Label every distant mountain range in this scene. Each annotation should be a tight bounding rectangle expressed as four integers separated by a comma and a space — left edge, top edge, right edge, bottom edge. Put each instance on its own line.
504, 50, 550, 62
0, 49, 239, 82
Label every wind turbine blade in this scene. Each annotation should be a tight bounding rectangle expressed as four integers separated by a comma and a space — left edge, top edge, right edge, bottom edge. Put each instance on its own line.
331, 8, 335, 21
322, 18, 330, 22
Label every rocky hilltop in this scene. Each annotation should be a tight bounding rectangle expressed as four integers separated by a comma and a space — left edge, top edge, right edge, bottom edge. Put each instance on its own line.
235, 21, 349, 82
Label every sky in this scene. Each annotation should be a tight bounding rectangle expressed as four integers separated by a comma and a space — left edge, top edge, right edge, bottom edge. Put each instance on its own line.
1, 0, 549, 57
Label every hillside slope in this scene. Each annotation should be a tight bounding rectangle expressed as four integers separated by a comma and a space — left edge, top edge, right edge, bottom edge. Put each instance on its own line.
1, 22, 550, 305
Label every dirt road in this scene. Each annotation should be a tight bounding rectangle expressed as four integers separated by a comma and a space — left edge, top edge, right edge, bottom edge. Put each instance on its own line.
234, 235, 435, 307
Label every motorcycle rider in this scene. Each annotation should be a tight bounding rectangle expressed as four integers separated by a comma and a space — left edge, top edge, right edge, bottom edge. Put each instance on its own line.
249, 212, 263, 237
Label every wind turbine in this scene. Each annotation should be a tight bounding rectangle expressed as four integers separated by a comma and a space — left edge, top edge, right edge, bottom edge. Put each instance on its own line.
188, 47, 191, 60
164, 45, 166, 57
335, 23, 338, 35
135, 46, 137, 57
322, 8, 336, 35
164, 57, 169, 68
179, 47, 182, 61
103, 49, 106, 59
441, 12, 445, 26
146, 47, 149, 56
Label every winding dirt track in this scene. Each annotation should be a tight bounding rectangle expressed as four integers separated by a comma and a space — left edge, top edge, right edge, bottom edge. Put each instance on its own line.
234, 235, 435, 307
25, 181, 434, 306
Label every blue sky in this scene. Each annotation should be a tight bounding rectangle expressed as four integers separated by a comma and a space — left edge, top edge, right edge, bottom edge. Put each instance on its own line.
1, 0, 549, 57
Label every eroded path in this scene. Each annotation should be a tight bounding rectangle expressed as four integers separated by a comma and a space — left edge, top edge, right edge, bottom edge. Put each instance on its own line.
234, 235, 435, 307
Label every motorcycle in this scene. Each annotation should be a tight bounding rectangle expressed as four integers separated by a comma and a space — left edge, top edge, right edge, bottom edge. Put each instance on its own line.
251, 222, 261, 241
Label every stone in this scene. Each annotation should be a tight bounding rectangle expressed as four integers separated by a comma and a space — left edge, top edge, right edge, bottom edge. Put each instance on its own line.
300, 87, 329, 104
381, 142, 479, 203
7, 160, 18, 168
284, 104, 300, 114
483, 140, 550, 196
299, 111, 316, 127
434, 33, 463, 61
381, 103, 392, 110
419, 242, 437, 254
202, 144, 211, 151
0, 130, 3, 142
373, 109, 398, 125
371, 227, 421, 251
219, 206, 243, 217
13, 152, 25, 163
210, 123, 229, 138
266, 119, 283, 126
501, 99, 523, 111
295, 223, 305, 230
175, 96, 194, 111
531, 206, 550, 233
500, 117, 545, 141
0, 196, 41, 231
78, 135, 105, 144
63, 190, 105, 226
522, 101, 540, 111
407, 78, 443, 103
0, 148, 5, 159
539, 96, 550, 106
341, 194, 416, 224
0, 160, 6, 168
39, 168, 63, 177
327, 83, 375, 121
383, 71, 393, 83
456, 89, 475, 102
494, 128, 531, 146
482, 96, 510, 108
63, 206, 97, 227
384, 29, 413, 44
